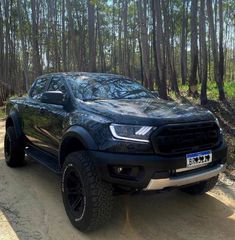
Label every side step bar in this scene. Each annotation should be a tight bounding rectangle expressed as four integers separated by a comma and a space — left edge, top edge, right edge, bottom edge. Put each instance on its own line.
25, 145, 61, 174
145, 164, 225, 190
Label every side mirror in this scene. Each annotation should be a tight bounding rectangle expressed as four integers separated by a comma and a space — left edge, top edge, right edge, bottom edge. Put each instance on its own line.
41, 91, 66, 105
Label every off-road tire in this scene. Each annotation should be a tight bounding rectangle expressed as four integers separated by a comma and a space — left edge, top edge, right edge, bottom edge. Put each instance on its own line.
61, 151, 113, 232
181, 175, 219, 195
4, 126, 25, 167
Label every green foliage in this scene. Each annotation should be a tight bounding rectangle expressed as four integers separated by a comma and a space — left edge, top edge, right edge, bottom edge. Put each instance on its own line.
0, 107, 6, 119
170, 81, 235, 101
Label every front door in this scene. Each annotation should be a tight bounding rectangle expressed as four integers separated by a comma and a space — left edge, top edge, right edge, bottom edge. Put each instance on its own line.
34, 76, 69, 156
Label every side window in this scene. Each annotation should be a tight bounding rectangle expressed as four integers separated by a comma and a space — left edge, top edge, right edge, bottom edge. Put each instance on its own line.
48, 77, 67, 94
31, 78, 48, 100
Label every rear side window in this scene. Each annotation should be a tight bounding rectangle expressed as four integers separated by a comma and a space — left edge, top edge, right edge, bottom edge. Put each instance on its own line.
30, 78, 48, 100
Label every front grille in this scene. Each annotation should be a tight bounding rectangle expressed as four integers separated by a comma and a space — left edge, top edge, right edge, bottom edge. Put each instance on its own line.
151, 122, 221, 155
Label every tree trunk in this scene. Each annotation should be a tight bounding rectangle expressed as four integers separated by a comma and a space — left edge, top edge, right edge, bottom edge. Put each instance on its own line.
199, 0, 208, 105
189, 0, 199, 98
17, 0, 29, 91
111, 0, 117, 72
162, 0, 179, 94
153, 0, 167, 99
181, 0, 187, 85
62, 0, 67, 71
207, 0, 226, 100
97, 9, 106, 72
123, 0, 129, 76
151, 0, 161, 94
137, 0, 152, 89
218, 0, 224, 86
31, 0, 42, 77
67, 0, 80, 69
88, 0, 96, 72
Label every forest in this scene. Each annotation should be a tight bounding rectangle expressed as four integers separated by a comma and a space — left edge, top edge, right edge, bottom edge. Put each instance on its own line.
0, 0, 234, 106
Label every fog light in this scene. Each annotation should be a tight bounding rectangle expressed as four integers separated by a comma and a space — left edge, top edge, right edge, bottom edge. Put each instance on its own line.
110, 165, 142, 179
114, 167, 123, 174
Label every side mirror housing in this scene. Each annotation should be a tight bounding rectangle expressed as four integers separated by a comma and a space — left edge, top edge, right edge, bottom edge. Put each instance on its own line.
41, 91, 66, 105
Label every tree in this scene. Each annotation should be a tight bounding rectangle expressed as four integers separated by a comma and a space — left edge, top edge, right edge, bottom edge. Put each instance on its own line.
189, 0, 199, 98
151, 0, 161, 96
152, 0, 167, 99
207, 0, 226, 100
199, 0, 208, 104
88, 0, 96, 72
162, 0, 179, 94
17, 0, 29, 91
181, 0, 188, 85
62, 0, 67, 71
137, 0, 152, 89
31, 0, 42, 77
219, 0, 224, 86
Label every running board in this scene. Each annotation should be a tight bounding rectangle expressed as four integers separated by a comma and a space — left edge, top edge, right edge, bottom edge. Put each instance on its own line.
25, 145, 61, 174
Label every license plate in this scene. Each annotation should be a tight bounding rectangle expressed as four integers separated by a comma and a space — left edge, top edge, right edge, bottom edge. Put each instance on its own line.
186, 150, 212, 168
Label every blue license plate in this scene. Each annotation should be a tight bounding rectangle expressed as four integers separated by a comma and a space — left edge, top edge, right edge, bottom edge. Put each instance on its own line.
186, 150, 212, 168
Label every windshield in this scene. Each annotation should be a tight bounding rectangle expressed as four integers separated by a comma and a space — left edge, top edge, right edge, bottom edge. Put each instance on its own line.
68, 76, 155, 101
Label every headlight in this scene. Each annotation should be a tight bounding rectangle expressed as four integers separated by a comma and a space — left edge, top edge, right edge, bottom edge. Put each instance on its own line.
109, 124, 154, 143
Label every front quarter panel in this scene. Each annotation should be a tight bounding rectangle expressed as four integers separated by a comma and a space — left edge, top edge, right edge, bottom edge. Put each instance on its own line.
65, 110, 154, 154
65, 110, 112, 147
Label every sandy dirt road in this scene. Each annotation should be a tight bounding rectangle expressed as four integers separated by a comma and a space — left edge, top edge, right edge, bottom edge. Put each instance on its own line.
0, 121, 234, 240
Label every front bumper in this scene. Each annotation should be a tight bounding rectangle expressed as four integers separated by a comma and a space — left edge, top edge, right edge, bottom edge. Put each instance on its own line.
145, 164, 224, 190
89, 142, 227, 190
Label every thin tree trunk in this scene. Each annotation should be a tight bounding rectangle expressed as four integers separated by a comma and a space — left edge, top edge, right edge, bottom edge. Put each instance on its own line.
62, 0, 67, 71
207, 0, 226, 100
123, 0, 129, 76
31, 0, 42, 77
189, 0, 199, 98
67, 0, 80, 69
162, 0, 179, 94
137, 0, 152, 89
17, 0, 29, 91
88, 0, 96, 72
111, 0, 117, 72
154, 0, 167, 99
151, 0, 161, 94
200, 0, 208, 105
97, 9, 106, 72
219, 0, 224, 85
181, 0, 187, 85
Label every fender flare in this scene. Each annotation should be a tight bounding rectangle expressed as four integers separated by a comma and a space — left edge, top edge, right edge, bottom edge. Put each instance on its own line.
6, 111, 23, 138
59, 125, 98, 165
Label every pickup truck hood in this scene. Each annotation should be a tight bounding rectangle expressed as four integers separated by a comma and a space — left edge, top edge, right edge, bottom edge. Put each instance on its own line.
82, 98, 215, 125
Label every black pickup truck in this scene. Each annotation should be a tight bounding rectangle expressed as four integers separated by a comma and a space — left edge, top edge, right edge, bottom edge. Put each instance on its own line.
4, 72, 227, 231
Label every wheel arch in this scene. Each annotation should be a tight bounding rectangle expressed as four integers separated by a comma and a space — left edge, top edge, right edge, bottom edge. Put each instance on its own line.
5, 111, 23, 138
59, 126, 98, 168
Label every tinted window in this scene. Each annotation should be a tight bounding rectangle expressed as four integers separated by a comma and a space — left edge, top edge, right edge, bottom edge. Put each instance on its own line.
68, 76, 154, 101
31, 78, 48, 100
48, 76, 67, 94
